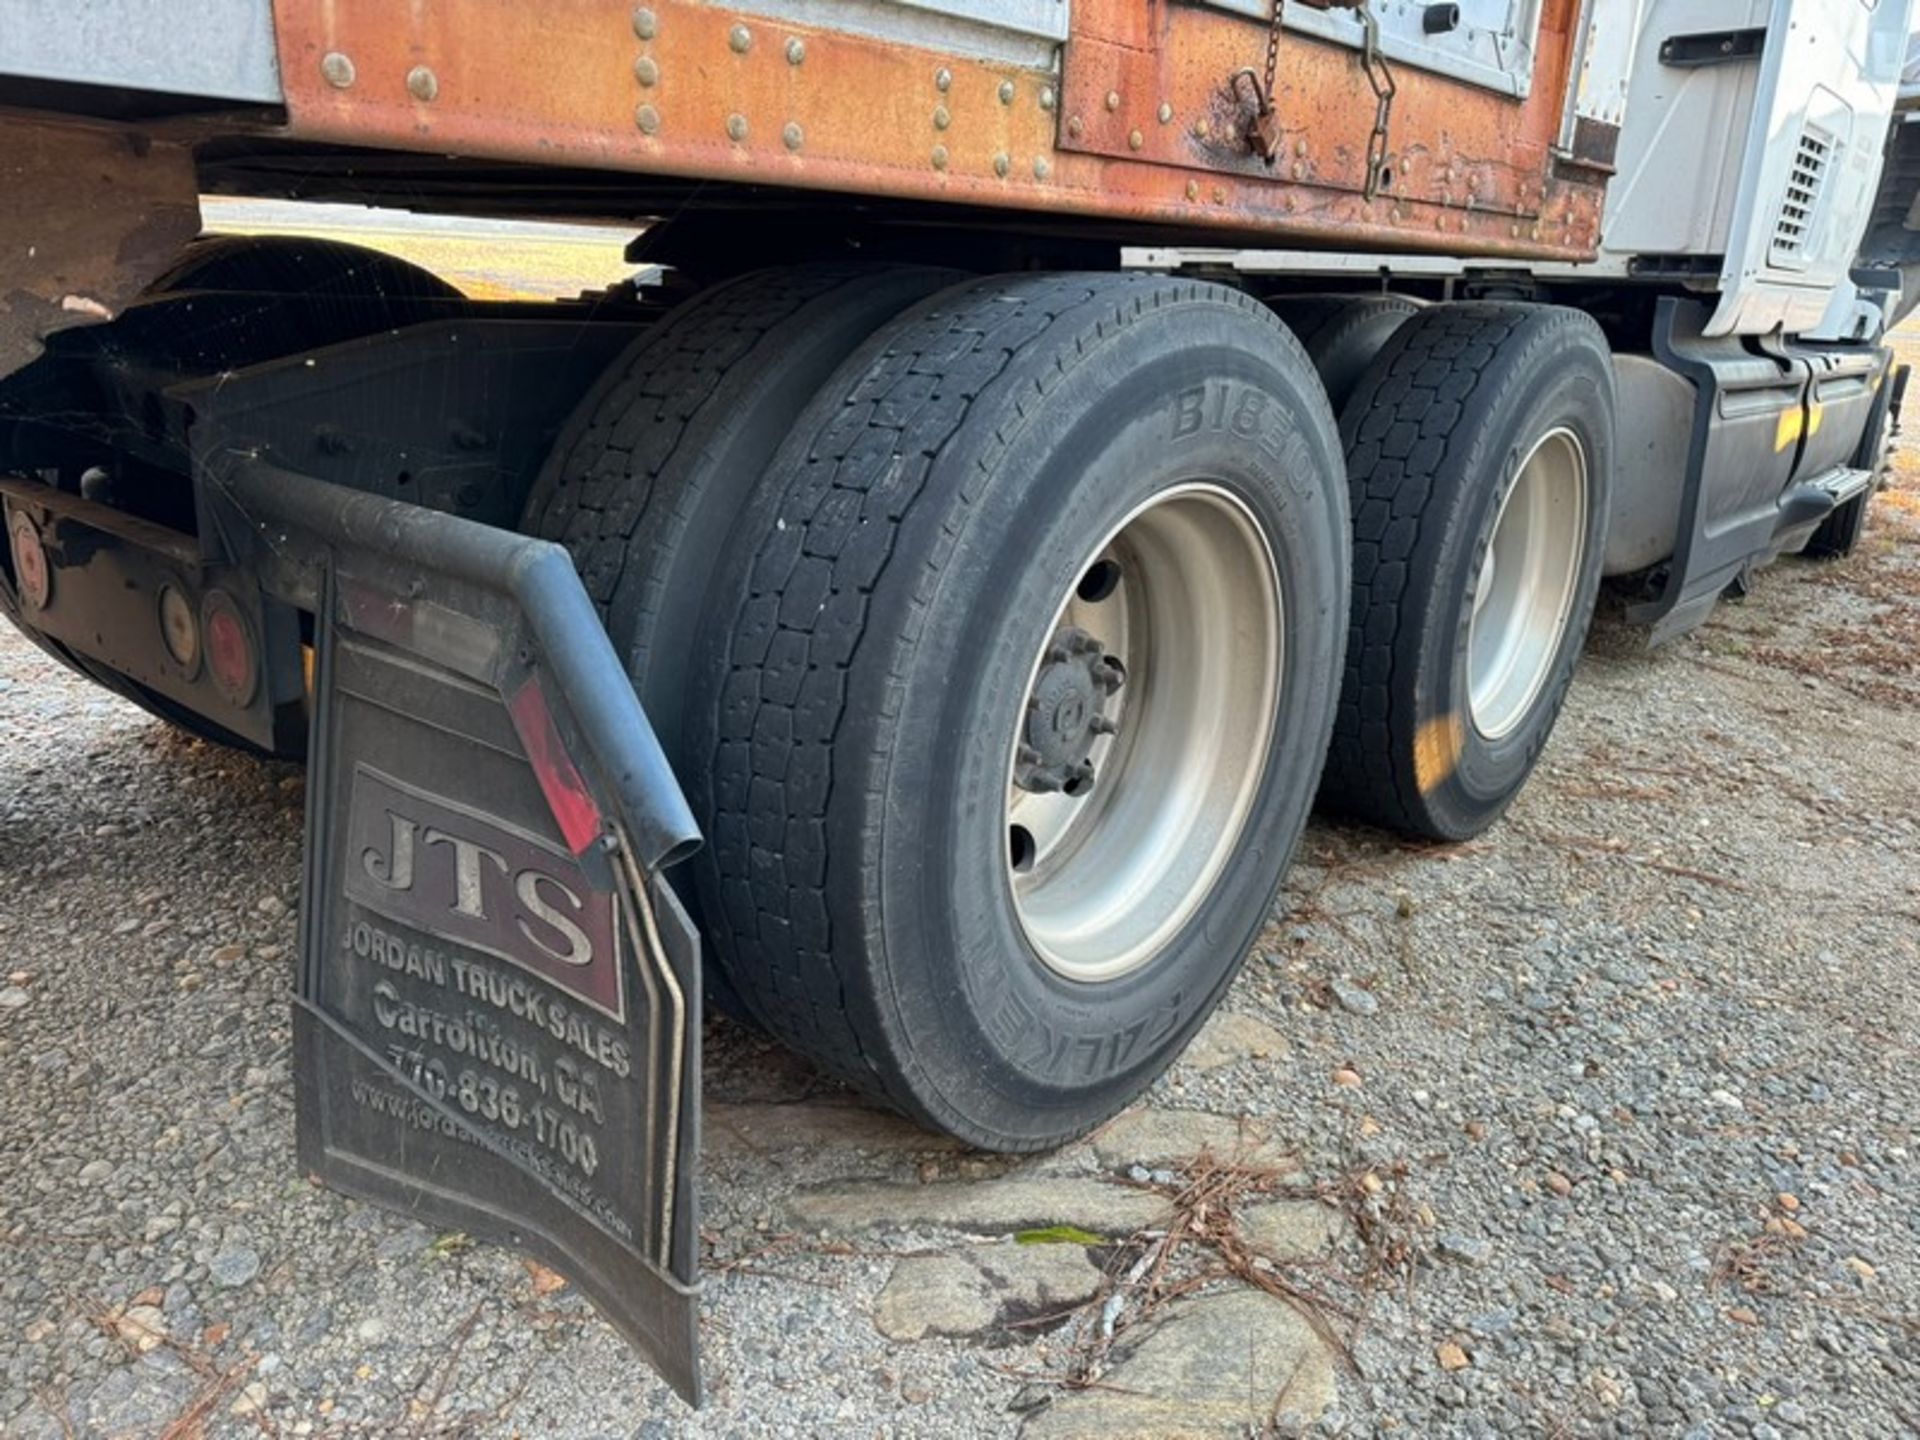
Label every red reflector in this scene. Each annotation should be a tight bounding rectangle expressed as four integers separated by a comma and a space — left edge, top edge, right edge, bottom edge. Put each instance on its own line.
507, 676, 604, 856
9, 512, 49, 611
202, 590, 257, 706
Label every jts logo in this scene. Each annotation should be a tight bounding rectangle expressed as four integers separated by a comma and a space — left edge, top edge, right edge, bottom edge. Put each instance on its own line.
343, 766, 624, 1020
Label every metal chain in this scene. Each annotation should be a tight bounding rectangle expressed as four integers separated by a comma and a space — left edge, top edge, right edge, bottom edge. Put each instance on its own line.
1240, 0, 1393, 183
1263, 0, 1285, 106
1233, 0, 1288, 162
1355, 0, 1397, 200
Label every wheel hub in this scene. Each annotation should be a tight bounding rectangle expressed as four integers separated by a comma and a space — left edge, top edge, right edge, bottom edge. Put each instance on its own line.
1466, 427, 1588, 741
1015, 627, 1122, 795
1004, 484, 1281, 985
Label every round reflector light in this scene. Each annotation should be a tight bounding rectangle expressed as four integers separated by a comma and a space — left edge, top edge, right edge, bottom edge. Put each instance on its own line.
202, 590, 257, 706
9, 512, 50, 611
158, 584, 200, 674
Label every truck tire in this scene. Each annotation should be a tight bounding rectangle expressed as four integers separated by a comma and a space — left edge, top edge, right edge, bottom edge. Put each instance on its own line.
1320, 302, 1613, 841
685, 273, 1348, 1149
522, 263, 959, 762
1268, 293, 1421, 410
1803, 362, 1898, 559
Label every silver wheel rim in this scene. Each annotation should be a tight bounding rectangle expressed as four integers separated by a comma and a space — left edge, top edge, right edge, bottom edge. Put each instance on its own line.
1005, 484, 1281, 984
1467, 427, 1588, 741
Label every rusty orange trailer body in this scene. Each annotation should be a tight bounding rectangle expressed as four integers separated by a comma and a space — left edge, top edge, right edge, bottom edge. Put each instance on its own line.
268, 0, 1603, 257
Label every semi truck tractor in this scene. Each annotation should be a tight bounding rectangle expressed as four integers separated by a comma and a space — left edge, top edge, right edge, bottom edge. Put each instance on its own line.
0, 0, 1913, 1400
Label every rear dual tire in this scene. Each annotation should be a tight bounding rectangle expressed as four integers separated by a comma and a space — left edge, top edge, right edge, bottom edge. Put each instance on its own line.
542, 269, 1349, 1149
688, 274, 1348, 1148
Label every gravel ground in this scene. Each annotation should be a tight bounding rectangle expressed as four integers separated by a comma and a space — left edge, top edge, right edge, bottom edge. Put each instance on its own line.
3, 374, 1918, 1438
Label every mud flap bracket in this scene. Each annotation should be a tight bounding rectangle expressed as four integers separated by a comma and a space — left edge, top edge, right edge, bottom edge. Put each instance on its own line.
206, 460, 705, 1403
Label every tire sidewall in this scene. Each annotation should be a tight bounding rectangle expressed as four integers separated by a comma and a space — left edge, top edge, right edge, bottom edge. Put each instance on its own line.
851, 305, 1346, 1139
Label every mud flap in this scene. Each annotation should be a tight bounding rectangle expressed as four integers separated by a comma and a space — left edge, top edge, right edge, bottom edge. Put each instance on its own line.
206, 461, 705, 1402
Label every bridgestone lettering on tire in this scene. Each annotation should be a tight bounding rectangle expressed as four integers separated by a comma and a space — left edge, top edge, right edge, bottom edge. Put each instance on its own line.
1320, 302, 1614, 841
686, 273, 1349, 1150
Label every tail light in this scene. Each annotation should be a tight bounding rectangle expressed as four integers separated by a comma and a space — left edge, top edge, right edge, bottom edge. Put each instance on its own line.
8, 512, 49, 610
202, 589, 258, 706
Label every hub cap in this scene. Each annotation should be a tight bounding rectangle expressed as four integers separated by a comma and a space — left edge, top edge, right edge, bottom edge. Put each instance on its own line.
1006, 484, 1281, 984
1467, 428, 1587, 741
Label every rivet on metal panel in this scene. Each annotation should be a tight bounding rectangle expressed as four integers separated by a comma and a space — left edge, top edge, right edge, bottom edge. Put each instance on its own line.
1294, 139, 1307, 158
632, 8, 658, 40
1290, 161, 1304, 180
1104, 91, 1120, 112
999, 81, 1016, 105
783, 122, 804, 151
993, 153, 1010, 177
1184, 179, 1199, 200
935, 68, 952, 92
320, 52, 356, 88
1212, 186, 1226, 204
931, 145, 949, 170
406, 66, 439, 102
1033, 157, 1051, 180
1510, 224, 1520, 238
634, 56, 660, 86
933, 106, 950, 131
728, 24, 752, 53
1067, 116, 1085, 139
786, 37, 805, 65
1191, 118, 1208, 139
1157, 102, 1172, 125
635, 103, 661, 134
1039, 86, 1055, 111
727, 113, 749, 142
1128, 129, 1143, 151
